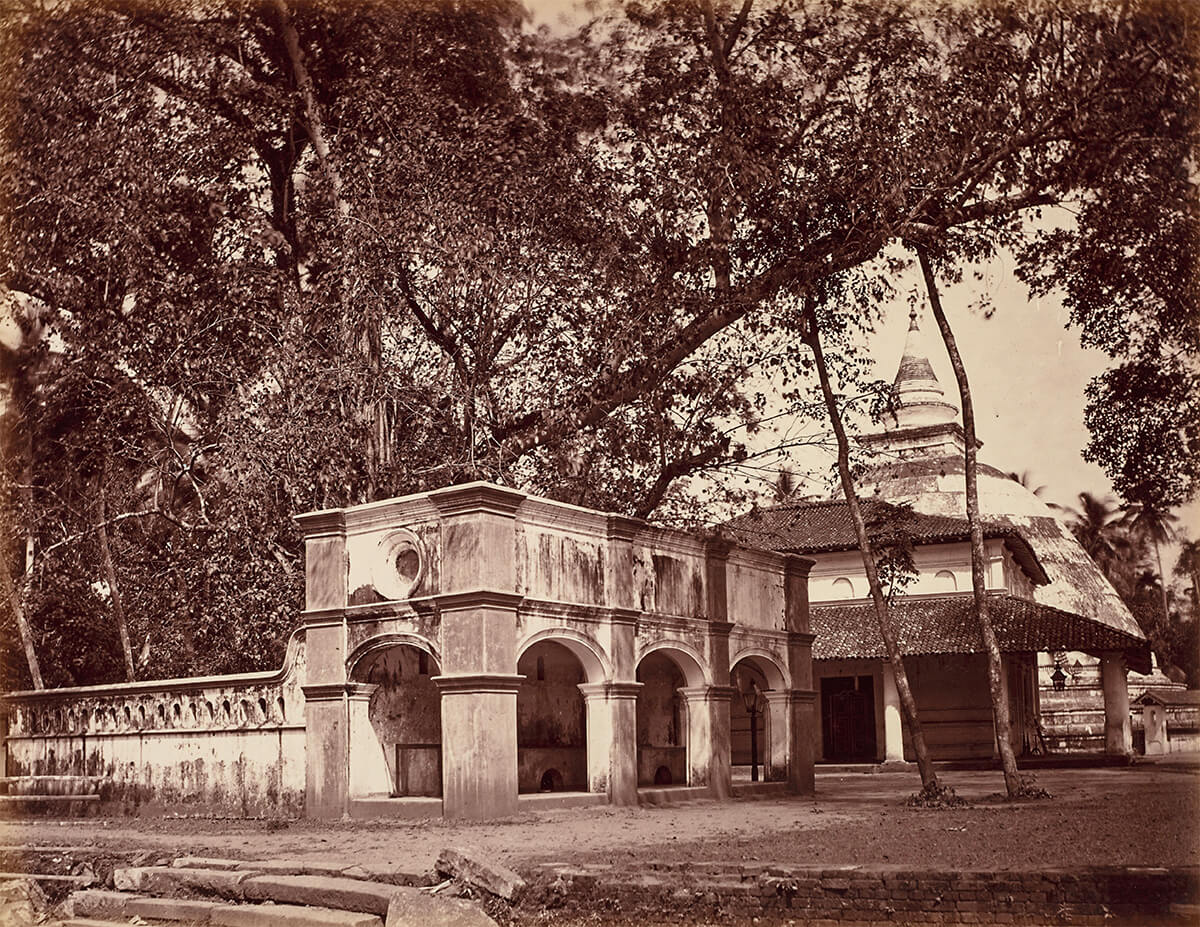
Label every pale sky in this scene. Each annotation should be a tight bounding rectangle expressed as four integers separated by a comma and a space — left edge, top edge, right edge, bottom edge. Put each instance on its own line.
864, 260, 1199, 552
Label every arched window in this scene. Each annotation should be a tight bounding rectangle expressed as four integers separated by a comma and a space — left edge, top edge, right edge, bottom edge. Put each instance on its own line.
832, 577, 855, 599
934, 570, 957, 592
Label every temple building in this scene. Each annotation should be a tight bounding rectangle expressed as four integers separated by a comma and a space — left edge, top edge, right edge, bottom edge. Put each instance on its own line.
725, 311, 1152, 764
2, 483, 820, 819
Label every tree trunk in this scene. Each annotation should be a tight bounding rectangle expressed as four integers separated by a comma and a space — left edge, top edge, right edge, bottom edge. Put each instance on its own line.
1152, 537, 1170, 622
0, 550, 42, 689
917, 247, 1021, 799
803, 299, 939, 790
97, 489, 136, 682
274, 0, 388, 497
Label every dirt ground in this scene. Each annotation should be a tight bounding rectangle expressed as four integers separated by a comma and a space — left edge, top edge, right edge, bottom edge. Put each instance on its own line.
2, 763, 1197, 876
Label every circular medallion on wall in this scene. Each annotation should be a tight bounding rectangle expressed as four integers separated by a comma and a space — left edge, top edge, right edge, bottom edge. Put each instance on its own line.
374, 528, 425, 600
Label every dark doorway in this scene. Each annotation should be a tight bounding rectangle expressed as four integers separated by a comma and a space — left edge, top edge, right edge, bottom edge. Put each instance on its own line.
821, 675, 877, 762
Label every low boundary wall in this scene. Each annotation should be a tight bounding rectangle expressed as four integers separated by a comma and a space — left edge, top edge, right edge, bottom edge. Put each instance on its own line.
1, 633, 307, 816
523, 861, 1200, 925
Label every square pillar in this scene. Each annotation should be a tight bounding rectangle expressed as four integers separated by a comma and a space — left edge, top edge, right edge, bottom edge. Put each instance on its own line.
784, 556, 816, 634
764, 691, 790, 782
434, 673, 524, 819
429, 483, 526, 591
608, 608, 639, 680
346, 684, 390, 798
1142, 703, 1167, 756
681, 685, 735, 799
579, 682, 643, 805
606, 516, 647, 612
787, 689, 817, 795
1101, 651, 1132, 756
433, 589, 523, 819
881, 662, 906, 764
295, 509, 352, 820
301, 684, 349, 820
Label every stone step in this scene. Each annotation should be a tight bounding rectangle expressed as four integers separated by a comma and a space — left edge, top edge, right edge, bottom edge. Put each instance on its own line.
0, 793, 100, 804
0, 870, 92, 885
64, 919, 134, 927
107, 868, 416, 916
211, 902, 381, 927
636, 785, 713, 805
0, 794, 101, 818
64, 902, 381, 927
127, 895, 221, 922
169, 856, 424, 886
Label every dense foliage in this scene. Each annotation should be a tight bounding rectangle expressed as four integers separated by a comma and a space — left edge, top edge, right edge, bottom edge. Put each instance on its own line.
1065, 492, 1199, 686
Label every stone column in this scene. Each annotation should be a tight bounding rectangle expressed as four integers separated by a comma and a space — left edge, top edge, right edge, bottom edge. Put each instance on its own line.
1100, 651, 1132, 756
763, 691, 790, 782
680, 685, 735, 799
785, 626, 817, 794
579, 681, 643, 805
428, 484, 527, 819
434, 672, 524, 819
294, 508, 351, 820
346, 683, 390, 798
433, 590, 524, 819
881, 661, 906, 764
786, 689, 817, 794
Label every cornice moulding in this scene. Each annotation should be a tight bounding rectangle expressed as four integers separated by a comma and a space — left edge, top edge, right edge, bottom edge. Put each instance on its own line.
429, 481, 526, 517
434, 589, 524, 611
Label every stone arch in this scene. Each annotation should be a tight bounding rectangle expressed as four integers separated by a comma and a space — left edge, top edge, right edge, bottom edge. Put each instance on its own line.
636, 640, 708, 688
349, 635, 442, 798
729, 651, 787, 781
346, 632, 441, 682
728, 649, 789, 691
634, 645, 705, 787
516, 639, 591, 794
516, 628, 611, 684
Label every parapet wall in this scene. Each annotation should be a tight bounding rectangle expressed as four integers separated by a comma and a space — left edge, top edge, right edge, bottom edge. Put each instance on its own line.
1, 632, 307, 815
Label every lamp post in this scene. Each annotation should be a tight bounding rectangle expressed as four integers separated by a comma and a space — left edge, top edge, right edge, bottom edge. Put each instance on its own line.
741, 680, 766, 782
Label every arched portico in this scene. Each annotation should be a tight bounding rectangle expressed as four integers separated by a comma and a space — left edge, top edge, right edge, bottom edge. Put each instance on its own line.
295, 481, 816, 819
517, 628, 610, 684
516, 640, 588, 793
347, 635, 442, 799
730, 651, 788, 782
634, 642, 732, 795
635, 650, 688, 786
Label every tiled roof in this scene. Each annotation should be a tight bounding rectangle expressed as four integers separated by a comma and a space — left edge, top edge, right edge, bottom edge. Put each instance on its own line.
1134, 688, 1200, 707
723, 499, 1049, 584
811, 593, 1151, 674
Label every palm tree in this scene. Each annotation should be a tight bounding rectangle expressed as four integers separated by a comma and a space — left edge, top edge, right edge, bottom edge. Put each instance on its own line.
1124, 503, 1180, 620
773, 466, 797, 500
1066, 492, 1136, 597
1175, 538, 1200, 607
